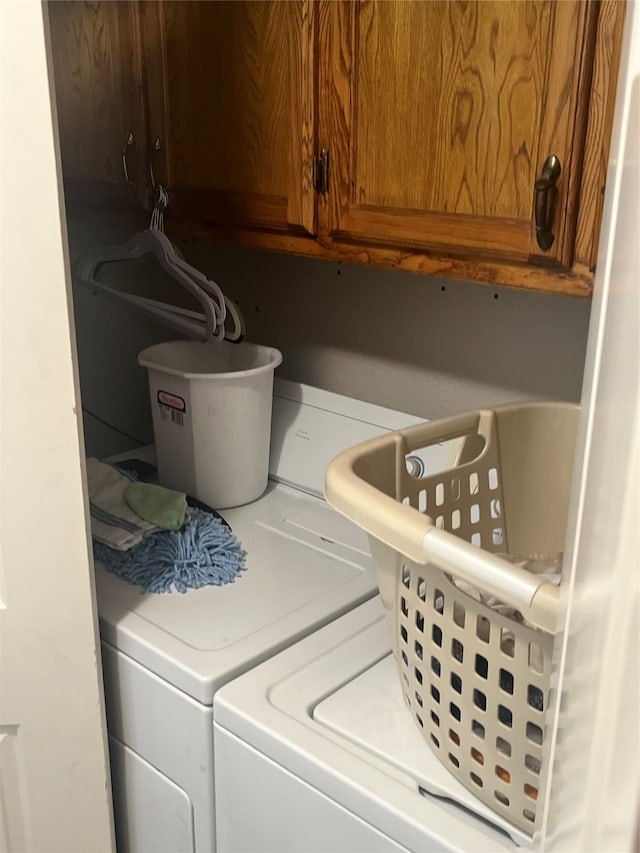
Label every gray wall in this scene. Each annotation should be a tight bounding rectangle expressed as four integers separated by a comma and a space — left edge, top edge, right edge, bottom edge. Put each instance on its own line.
69, 219, 170, 458
67, 218, 591, 458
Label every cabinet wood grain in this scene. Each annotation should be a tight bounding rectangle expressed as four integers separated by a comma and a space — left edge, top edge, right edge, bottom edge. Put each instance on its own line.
47, 0, 625, 296
48, 1, 145, 208
321, 0, 597, 268
574, 0, 626, 271
141, 0, 318, 236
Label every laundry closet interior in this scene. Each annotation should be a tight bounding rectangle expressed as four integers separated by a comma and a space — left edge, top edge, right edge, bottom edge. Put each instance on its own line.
42, 2, 635, 852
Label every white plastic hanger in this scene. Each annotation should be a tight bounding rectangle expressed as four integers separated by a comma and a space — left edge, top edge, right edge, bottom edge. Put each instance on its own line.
152, 189, 245, 342
73, 227, 228, 342
72, 178, 245, 341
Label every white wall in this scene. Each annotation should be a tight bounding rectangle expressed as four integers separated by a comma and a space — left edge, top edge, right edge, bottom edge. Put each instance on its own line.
543, 1, 640, 846
66, 221, 591, 458
0, 3, 114, 849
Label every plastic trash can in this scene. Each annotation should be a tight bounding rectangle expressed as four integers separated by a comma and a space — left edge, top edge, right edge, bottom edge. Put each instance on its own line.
138, 340, 282, 508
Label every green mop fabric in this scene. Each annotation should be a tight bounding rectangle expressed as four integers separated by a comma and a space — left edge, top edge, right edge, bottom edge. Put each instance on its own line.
124, 481, 188, 531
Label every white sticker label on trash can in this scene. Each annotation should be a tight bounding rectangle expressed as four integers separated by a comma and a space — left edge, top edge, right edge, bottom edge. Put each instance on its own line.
157, 390, 186, 426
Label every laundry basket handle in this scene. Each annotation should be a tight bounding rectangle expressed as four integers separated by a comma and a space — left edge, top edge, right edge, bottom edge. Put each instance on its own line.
325, 412, 560, 633
421, 528, 559, 632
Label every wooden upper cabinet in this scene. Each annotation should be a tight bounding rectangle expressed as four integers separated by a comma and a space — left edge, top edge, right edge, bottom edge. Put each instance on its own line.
47, 1, 146, 209
140, 0, 318, 236
321, 0, 597, 268
47, 0, 623, 294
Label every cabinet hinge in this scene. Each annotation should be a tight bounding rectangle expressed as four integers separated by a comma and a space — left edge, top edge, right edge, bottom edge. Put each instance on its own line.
312, 149, 329, 194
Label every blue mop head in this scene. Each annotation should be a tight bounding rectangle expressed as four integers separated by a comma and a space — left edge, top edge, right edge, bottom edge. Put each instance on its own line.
94, 507, 246, 594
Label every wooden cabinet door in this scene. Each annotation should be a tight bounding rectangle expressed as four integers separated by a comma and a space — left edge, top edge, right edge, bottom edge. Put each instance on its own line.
47, 1, 147, 210
321, 1, 597, 268
141, 1, 318, 236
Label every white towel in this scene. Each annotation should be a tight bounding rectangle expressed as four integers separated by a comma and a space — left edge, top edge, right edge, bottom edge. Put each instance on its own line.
86, 458, 159, 551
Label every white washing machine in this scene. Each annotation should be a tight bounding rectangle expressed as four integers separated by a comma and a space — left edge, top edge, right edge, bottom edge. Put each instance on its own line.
214, 596, 526, 852
96, 379, 452, 853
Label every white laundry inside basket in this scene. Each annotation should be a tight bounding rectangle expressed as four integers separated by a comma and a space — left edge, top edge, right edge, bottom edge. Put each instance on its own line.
449, 552, 563, 635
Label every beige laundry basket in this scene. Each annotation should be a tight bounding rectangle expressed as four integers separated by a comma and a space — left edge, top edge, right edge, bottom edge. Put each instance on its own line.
325, 402, 579, 835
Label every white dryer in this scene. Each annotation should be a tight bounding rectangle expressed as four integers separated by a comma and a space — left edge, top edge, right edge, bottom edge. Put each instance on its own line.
96, 379, 451, 852
214, 596, 525, 852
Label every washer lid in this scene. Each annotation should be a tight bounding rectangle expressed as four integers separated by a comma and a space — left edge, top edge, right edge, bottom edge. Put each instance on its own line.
96, 481, 377, 705
214, 598, 520, 851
